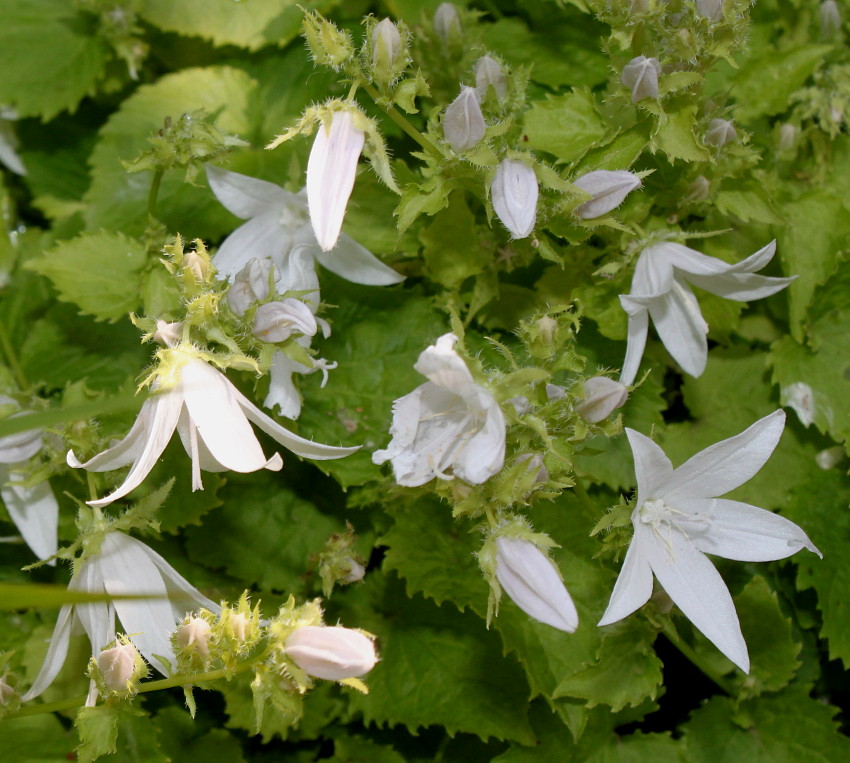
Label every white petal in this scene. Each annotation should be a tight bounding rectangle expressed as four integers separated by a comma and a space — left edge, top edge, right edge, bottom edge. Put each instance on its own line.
572, 170, 641, 219
443, 86, 486, 153
647, 280, 708, 377
0, 415, 43, 462
631, 245, 676, 296
647, 526, 749, 673
73, 557, 112, 658
598, 522, 655, 626
276, 245, 322, 304
212, 212, 289, 282
686, 271, 794, 302
206, 165, 291, 220
314, 233, 404, 285
684, 497, 822, 561
21, 602, 75, 700
0, 467, 58, 562
491, 159, 538, 238
453, 397, 506, 484
618, 302, 648, 386
663, 410, 786, 502
414, 333, 476, 394
264, 352, 312, 419
138, 538, 221, 616
625, 428, 675, 504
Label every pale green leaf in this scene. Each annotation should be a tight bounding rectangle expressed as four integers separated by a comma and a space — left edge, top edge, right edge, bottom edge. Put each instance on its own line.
524, 91, 608, 165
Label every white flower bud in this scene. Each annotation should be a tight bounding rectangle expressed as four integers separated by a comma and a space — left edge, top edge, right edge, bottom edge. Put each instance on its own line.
252, 299, 318, 344
781, 382, 815, 427
491, 158, 538, 238
684, 175, 711, 202
184, 251, 209, 282
285, 625, 377, 681
495, 537, 578, 633
704, 118, 737, 147
434, 3, 461, 41
506, 396, 531, 415
176, 617, 212, 659
98, 642, 140, 692
443, 86, 486, 153
230, 612, 250, 642
545, 384, 566, 401
696, 0, 724, 22
574, 376, 629, 423
821, 1, 841, 38
572, 170, 641, 219
341, 558, 366, 583
621, 56, 661, 103
778, 123, 797, 151
228, 258, 277, 316
372, 18, 402, 70
517, 452, 549, 484
307, 110, 366, 252
475, 55, 507, 101
152, 320, 183, 348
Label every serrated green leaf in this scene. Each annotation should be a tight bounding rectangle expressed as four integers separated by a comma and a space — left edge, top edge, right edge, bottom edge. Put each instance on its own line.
715, 188, 783, 225
155, 706, 246, 763
573, 125, 650, 173
654, 104, 710, 163
75, 705, 121, 763
329, 734, 405, 762
0, 0, 111, 119
0, 714, 74, 762
420, 195, 490, 287
27, 231, 147, 322
524, 91, 607, 165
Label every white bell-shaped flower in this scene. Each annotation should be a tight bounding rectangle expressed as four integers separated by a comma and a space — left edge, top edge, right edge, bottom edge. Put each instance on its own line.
575, 376, 629, 423
572, 170, 641, 219
443, 86, 486, 153
621, 56, 661, 103
285, 625, 377, 681
491, 158, 538, 239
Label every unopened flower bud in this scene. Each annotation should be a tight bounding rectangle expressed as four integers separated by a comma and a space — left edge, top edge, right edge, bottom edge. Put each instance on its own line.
621, 56, 661, 103
537, 316, 558, 345
517, 452, 549, 484
176, 617, 212, 660
475, 55, 507, 101
507, 396, 531, 415
575, 376, 628, 423
684, 175, 711, 202
341, 558, 366, 583
308, 110, 366, 251
782, 382, 815, 427
696, 0, 724, 22
491, 158, 537, 238
252, 299, 318, 343
572, 170, 641, 219
230, 612, 250, 642
816, 446, 844, 470
184, 251, 209, 282
228, 258, 277, 316
443, 86, 486, 153
98, 642, 140, 692
285, 625, 377, 681
778, 123, 797, 151
704, 118, 737, 147
434, 3, 461, 41
495, 537, 578, 632
152, 320, 183, 348
371, 18, 402, 70
821, 1, 842, 39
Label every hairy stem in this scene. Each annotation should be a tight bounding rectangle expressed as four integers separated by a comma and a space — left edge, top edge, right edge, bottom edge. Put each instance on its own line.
360, 80, 443, 158
0, 318, 28, 393
147, 168, 164, 219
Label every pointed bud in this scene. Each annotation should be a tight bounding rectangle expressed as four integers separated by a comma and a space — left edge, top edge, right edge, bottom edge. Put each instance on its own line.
153, 320, 183, 348
684, 175, 710, 202
572, 170, 641, 219
183, 251, 209, 282
371, 18, 402, 71
341, 558, 366, 583
778, 123, 797, 151
443, 86, 486, 153
98, 642, 142, 693
821, 1, 841, 38
696, 0, 724, 21
704, 118, 737, 147
285, 625, 377, 681
307, 110, 366, 251
495, 537, 578, 632
252, 299, 318, 343
228, 258, 277, 316
175, 617, 213, 660
491, 158, 538, 238
517, 453, 549, 484
230, 612, 251, 642
475, 55, 507, 101
434, 3, 461, 41
0, 675, 17, 707
575, 376, 629, 423
302, 11, 355, 69
782, 382, 815, 427
545, 384, 566, 401
621, 56, 661, 103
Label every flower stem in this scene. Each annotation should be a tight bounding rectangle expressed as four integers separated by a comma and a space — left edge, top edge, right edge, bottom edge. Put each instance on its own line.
0, 318, 28, 393
360, 80, 443, 158
660, 619, 736, 695
147, 168, 164, 218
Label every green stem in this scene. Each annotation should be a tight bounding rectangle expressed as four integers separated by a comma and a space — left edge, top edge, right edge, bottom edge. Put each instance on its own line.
360, 80, 443, 158
660, 620, 736, 695
572, 478, 596, 520
0, 318, 28, 393
147, 168, 164, 219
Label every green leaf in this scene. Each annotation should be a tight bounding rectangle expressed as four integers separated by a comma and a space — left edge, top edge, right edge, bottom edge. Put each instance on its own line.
0, 714, 74, 762
681, 689, 850, 762
523, 91, 607, 165
329, 735, 405, 763
155, 707, 245, 763
715, 187, 783, 225
75, 706, 120, 763
653, 103, 710, 163
0, 0, 111, 119
420, 196, 491, 288
26, 231, 147, 322
573, 125, 650, 173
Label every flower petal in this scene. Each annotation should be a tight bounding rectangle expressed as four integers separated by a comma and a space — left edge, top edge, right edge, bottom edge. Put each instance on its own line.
663, 410, 786, 502
0, 466, 58, 562
683, 497, 821, 561
647, 526, 749, 673
647, 279, 708, 377
21, 601, 75, 701
264, 351, 312, 419
453, 397, 506, 484
212, 212, 290, 282
413, 333, 476, 394
625, 428, 675, 504
206, 165, 291, 220
686, 271, 795, 302
140, 540, 221, 617
618, 301, 649, 386
598, 522, 655, 626
314, 233, 404, 285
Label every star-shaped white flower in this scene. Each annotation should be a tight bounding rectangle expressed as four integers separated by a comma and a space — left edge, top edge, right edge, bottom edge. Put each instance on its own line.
23, 531, 219, 703
207, 165, 403, 288
619, 240, 794, 385
67, 349, 358, 507
373, 333, 506, 486
599, 410, 821, 672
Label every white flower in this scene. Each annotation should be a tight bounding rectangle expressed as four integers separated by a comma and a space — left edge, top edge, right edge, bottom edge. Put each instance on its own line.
372, 333, 506, 486
175, 617, 213, 660
207, 165, 403, 289
371, 18, 402, 69
704, 118, 737, 147
0, 396, 58, 562
619, 240, 794, 385
572, 170, 641, 219
97, 641, 142, 693
24, 531, 219, 702
67, 349, 359, 507
495, 537, 578, 633
599, 411, 821, 672
434, 3, 461, 41
475, 55, 507, 101
307, 110, 366, 252
252, 299, 318, 344
443, 86, 486, 153
621, 56, 661, 103
285, 625, 377, 681
575, 376, 629, 424
491, 158, 538, 239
